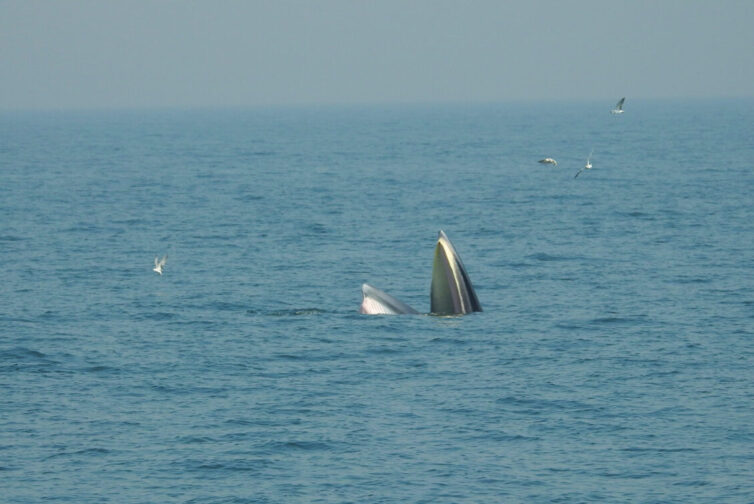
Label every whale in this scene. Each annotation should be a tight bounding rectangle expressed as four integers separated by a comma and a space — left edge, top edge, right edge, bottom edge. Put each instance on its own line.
430, 230, 482, 315
360, 230, 482, 316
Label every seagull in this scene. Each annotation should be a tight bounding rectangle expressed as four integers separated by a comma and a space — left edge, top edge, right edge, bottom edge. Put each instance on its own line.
574, 149, 594, 178
611, 97, 625, 114
538, 158, 558, 166
153, 255, 167, 275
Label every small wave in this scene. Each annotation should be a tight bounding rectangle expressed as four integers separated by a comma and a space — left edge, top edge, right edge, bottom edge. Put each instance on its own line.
596, 470, 671, 480
111, 218, 144, 225
623, 211, 656, 220
555, 321, 588, 330
466, 432, 540, 443
150, 383, 181, 394
0, 235, 25, 241
591, 316, 627, 324
38, 310, 65, 321
526, 252, 571, 262
674, 276, 712, 284
672, 480, 712, 487
273, 353, 306, 361
139, 312, 177, 321
45, 447, 112, 460
72, 447, 111, 456
186, 495, 268, 504
622, 446, 698, 454
207, 301, 249, 311
0, 347, 59, 372
590, 316, 644, 325
496, 395, 594, 413
508, 261, 534, 268
195, 462, 225, 470
190, 233, 239, 241
0, 347, 47, 361
224, 417, 302, 428
63, 224, 102, 233
234, 194, 263, 202
262, 439, 333, 452
176, 435, 217, 444
224, 418, 258, 426
243, 150, 276, 157
250, 308, 328, 317
366, 346, 403, 355
183, 458, 272, 473
430, 336, 470, 345
82, 365, 119, 374
642, 369, 681, 379
0, 316, 36, 324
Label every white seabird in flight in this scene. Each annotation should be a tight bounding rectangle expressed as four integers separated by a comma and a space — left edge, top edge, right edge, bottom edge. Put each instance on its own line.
538, 158, 558, 166
153, 255, 167, 275
611, 97, 625, 114
574, 149, 594, 178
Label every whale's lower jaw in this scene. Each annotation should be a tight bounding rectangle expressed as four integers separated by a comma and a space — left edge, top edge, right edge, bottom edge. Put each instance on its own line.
430, 231, 482, 315
360, 283, 419, 315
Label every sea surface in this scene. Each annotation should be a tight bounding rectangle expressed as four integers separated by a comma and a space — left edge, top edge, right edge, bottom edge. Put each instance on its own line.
1, 99, 753, 503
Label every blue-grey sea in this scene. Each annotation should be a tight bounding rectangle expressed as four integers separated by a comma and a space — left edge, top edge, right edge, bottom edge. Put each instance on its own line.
1, 100, 753, 503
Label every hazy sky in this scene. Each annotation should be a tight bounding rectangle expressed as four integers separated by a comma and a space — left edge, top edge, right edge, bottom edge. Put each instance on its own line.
2, 0, 753, 110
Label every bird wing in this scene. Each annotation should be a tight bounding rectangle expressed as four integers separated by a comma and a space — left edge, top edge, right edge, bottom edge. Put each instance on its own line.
616, 97, 625, 110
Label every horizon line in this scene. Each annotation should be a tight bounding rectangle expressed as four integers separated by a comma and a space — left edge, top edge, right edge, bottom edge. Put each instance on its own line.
2, 95, 753, 114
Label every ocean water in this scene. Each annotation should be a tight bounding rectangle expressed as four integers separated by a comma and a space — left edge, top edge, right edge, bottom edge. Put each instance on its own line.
1, 100, 753, 503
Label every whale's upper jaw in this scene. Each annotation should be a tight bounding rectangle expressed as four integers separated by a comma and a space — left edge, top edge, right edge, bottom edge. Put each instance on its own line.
430, 230, 482, 315
360, 283, 419, 315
